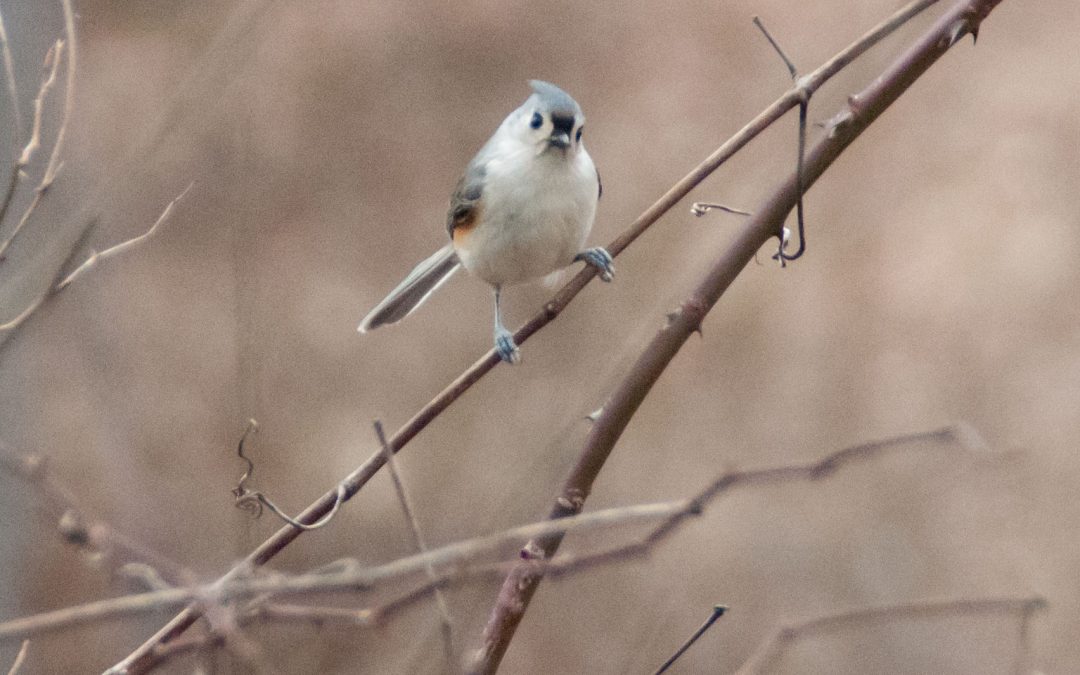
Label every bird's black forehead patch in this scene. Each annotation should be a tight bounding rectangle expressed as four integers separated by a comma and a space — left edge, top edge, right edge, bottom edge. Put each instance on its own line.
550, 112, 575, 134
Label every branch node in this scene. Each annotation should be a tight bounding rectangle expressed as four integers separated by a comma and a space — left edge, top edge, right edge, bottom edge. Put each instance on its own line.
58, 508, 89, 547
520, 540, 546, 561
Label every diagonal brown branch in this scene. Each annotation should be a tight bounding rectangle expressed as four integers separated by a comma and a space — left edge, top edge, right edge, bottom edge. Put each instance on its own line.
468, 0, 1007, 671
108, 3, 948, 671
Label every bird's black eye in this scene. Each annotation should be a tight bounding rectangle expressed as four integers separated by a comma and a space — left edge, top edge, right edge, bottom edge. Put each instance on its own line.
529, 112, 543, 129
576, 127, 583, 142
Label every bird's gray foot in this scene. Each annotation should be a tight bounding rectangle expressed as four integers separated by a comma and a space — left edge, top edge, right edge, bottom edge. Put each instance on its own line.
494, 327, 521, 364
575, 247, 615, 282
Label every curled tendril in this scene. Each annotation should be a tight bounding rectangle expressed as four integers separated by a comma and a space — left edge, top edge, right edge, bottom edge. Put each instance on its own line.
231, 418, 346, 531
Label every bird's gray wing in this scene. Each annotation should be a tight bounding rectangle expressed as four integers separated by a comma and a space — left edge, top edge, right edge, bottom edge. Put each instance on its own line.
446, 160, 486, 239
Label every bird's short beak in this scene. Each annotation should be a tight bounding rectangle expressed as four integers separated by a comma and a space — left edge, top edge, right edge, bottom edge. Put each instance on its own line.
549, 131, 571, 149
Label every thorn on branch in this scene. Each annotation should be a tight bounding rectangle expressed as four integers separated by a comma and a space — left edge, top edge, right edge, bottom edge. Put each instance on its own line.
690, 202, 752, 218
946, 19, 977, 47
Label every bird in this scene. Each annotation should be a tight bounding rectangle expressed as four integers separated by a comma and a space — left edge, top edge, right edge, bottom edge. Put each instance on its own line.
358, 80, 613, 364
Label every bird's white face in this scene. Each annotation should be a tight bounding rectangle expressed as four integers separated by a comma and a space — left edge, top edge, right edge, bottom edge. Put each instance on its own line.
517, 106, 586, 158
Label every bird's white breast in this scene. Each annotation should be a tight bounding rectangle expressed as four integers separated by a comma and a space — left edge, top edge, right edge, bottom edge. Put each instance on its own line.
457, 140, 598, 286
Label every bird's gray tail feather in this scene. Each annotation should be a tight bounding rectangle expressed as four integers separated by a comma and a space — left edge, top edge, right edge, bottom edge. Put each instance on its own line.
358, 244, 460, 332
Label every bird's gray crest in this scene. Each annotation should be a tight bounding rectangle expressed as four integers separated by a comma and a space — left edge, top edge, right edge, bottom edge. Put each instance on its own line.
527, 80, 582, 119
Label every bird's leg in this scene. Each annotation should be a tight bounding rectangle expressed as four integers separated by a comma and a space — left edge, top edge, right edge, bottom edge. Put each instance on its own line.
492, 285, 520, 364
574, 247, 615, 282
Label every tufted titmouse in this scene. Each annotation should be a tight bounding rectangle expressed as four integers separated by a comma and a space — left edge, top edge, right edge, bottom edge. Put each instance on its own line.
358, 80, 613, 363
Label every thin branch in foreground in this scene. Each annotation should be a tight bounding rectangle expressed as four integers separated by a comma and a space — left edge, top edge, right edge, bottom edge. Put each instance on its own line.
544, 424, 983, 580
653, 605, 727, 675
469, 0, 1003, 668
3, 501, 687, 645
733, 597, 1047, 674
375, 420, 456, 667
108, 1, 949, 669
2, 423, 992, 649
5, 640, 28, 675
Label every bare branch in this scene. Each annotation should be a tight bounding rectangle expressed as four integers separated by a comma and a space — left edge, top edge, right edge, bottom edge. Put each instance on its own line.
734, 597, 1047, 674
0, 186, 186, 356
57, 183, 192, 290
6, 422, 987, 652
0, 39, 62, 247
247, 603, 374, 628
5, 640, 28, 675
0, 443, 192, 586
109, 0, 961, 668
0, 0, 75, 258
0, 9, 22, 135
41, 0, 76, 190
654, 606, 727, 675
375, 420, 456, 666
0, 8, 23, 232
5, 501, 686, 645
470, 0, 1007, 667
0, 218, 94, 351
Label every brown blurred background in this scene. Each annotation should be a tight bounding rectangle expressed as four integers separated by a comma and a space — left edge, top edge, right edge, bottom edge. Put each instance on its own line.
1, 0, 1077, 672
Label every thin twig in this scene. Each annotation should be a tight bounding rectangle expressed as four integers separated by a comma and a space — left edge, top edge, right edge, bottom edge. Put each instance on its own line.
57, 183, 192, 290
248, 603, 374, 627
0, 9, 22, 135
0, 185, 186, 356
0, 7, 23, 230
654, 606, 727, 675
109, 1, 949, 669
0, 0, 76, 259
545, 424, 982, 578
734, 597, 1046, 674
42, 0, 76, 190
469, 0, 1004, 670
753, 17, 798, 79
0, 218, 94, 348
5, 640, 28, 675
753, 15, 808, 264
0, 40, 62, 251
375, 420, 456, 667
